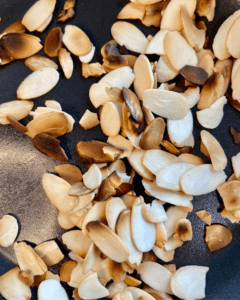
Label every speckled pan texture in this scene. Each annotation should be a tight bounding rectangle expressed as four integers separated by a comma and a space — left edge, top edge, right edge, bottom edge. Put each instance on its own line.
0, 0, 240, 299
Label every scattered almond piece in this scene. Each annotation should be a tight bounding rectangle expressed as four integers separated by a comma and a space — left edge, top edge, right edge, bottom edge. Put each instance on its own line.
58, 48, 73, 79
38, 279, 68, 300
217, 180, 240, 211
196, 210, 212, 225
25, 55, 58, 71
230, 127, 240, 145
0, 100, 33, 125
0, 215, 18, 247
83, 164, 102, 190
54, 164, 82, 185
173, 219, 193, 241
57, 211, 75, 230
36, 14, 52, 32
18, 270, 34, 287
82, 62, 106, 78
0, 19, 26, 38
79, 110, 99, 130
152, 246, 175, 262
60, 261, 78, 283
117, 2, 146, 21
44, 27, 63, 57
34, 240, 64, 267
100, 102, 121, 137
205, 224, 232, 252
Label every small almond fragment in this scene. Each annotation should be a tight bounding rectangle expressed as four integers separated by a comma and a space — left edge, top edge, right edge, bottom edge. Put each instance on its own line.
38, 279, 68, 300
173, 219, 193, 241
124, 275, 141, 287
161, 140, 180, 155
62, 230, 92, 257
44, 27, 63, 57
205, 224, 232, 252
58, 48, 73, 79
100, 102, 121, 137
117, 2, 146, 21
25, 55, 58, 71
217, 180, 240, 211
0, 215, 18, 247
54, 164, 82, 185
59, 8, 75, 23
34, 240, 64, 267
196, 210, 212, 225
83, 164, 102, 190
82, 62, 106, 78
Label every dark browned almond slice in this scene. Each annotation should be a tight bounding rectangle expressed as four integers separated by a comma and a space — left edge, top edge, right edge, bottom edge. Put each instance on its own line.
0, 19, 26, 37
142, 13, 162, 27
161, 140, 180, 155
0, 46, 12, 65
179, 146, 193, 154
108, 171, 123, 189
60, 261, 78, 283
75, 140, 118, 164
24, 54, 58, 71
33, 133, 68, 162
32, 273, 47, 287
140, 118, 165, 150
226, 93, 240, 112
142, 251, 158, 263
115, 182, 134, 197
122, 87, 143, 124
180, 65, 208, 86
54, 164, 83, 185
95, 176, 116, 202
205, 224, 232, 252
173, 219, 193, 241
217, 180, 240, 211
101, 40, 121, 58
145, 0, 170, 15
58, 8, 75, 23
6, 116, 27, 134
230, 127, 240, 145
103, 55, 128, 70
26, 112, 69, 138
44, 27, 63, 57
124, 55, 137, 69
0, 33, 42, 59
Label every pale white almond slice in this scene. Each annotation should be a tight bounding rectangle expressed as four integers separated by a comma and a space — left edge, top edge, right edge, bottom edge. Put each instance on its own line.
173, 219, 193, 241
171, 266, 209, 300
45, 100, 61, 110
108, 160, 127, 175
34, 240, 64, 267
79, 44, 95, 63
181, 5, 205, 50
197, 96, 227, 129
164, 31, 198, 71
58, 48, 73, 79
0, 100, 33, 125
164, 206, 188, 238
137, 262, 172, 294
133, 55, 154, 100
83, 243, 101, 275
182, 86, 200, 109
156, 163, 195, 192
106, 197, 126, 232
196, 210, 212, 225
143, 89, 189, 120
57, 211, 75, 230
200, 130, 227, 172
155, 55, 179, 83
82, 164, 102, 190
111, 21, 149, 54
99, 66, 135, 89
164, 236, 183, 251
161, 0, 196, 31
86, 221, 129, 263
153, 245, 175, 262
42, 173, 76, 212
22, 0, 56, 32
0, 215, 18, 247
226, 17, 240, 58
145, 30, 168, 55
37, 14, 52, 32
68, 182, 92, 197
89, 82, 111, 108
62, 230, 92, 258
125, 287, 155, 300
100, 102, 121, 137
25, 55, 58, 71
143, 149, 181, 175
213, 9, 240, 59
141, 200, 167, 223
180, 164, 227, 195
79, 109, 99, 130
38, 279, 68, 300
117, 2, 146, 20
17, 67, 59, 100
179, 153, 205, 165
14, 242, 47, 276
167, 110, 193, 148
128, 148, 154, 181
62, 25, 91, 56
131, 203, 156, 252
106, 282, 128, 298
232, 152, 240, 179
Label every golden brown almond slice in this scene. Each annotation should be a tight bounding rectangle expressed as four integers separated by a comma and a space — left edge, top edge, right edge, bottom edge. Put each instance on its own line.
113, 290, 134, 300
58, 48, 73, 79
217, 180, 240, 211
62, 25, 91, 56
125, 287, 156, 300
142, 286, 172, 300
0, 46, 12, 65
86, 221, 129, 263
22, 0, 56, 32
44, 27, 63, 57
0, 19, 26, 38
0, 215, 18, 247
205, 224, 232, 252
17, 67, 59, 100
197, 49, 214, 77
57, 211, 75, 230
161, 140, 180, 155
108, 159, 126, 175
108, 259, 126, 283
124, 275, 141, 287
14, 242, 47, 276
180, 66, 208, 86
122, 87, 143, 123
79, 44, 95, 63
111, 21, 149, 54
103, 146, 123, 161
62, 230, 92, 257
54, 164, 82, 185
140, 118, 165, 150
82, 62, 106, 78
25, 55, 58, 71
103, 55, 128, 70
0, 100, 33, 125
196, 210, 212, 225
141, 13, 162, 27
164, 206, 188, 239
179, 153, 205, 165
18, 270, 34, 287
68, 182, 92, 197
89, 82, 112, 108
79, 110, 99, 130
196, 0, 214, 17
60, 261, 78, 282
215, 59, 232, 98
163, 264, 176, 274
100, 102, 121, 137
200, 130, 227, 171
164, 236, 183, 251
34, 240, 64, 267
230, 127, 240, 145
117, 2, 146, 20
173, 219, 193, 241
59, 8, 75, 23
82, 243, 101, 274
0, 32, 42, 59
152, 245, 175, 262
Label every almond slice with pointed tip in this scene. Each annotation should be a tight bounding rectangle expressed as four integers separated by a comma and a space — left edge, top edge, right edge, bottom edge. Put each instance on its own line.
124, 275, 141, 287
181, 86, 200, 109
57, 211, 75, 230
171, 266, 209, 300
79, 109, 99, 130
82, 243, 101, 275
232, 152, 240, 179
108, 160, 126, 175
145, 30, 168, 55
197, 49, 214, 77
141, 200, 167, 223
38, 279, 68, 300
117, 2, 145, 20
58, 48, 73, 79
34, 240, 64, 267
122, 87, 144, 124
89, 82, 112, 108
106, 197, 126, 232
82, 62, 106, 78
0, 19, 26, 38
196, 210, 211, 225
100, 102, 121, 137
0, 100, 33, 125
152, 245, 175, 262
106, 282, 128, 298
143, 89, 189, 120
82, 164, 102, 190
99, 66, 135, 89
111, 21, 149, 54
164, 206, 188, 238
155, 55, 179, 83
108, 135, 134, 159
18, 270, 34, 286
25, 55, 58, 71
42, 173, 77, 212
68, 182, 91, 197
54, 164, 82, 185
0, 215, 18, 247
205, 224, 232, 252
200, 130, 227, 171
180, 164, 226, 195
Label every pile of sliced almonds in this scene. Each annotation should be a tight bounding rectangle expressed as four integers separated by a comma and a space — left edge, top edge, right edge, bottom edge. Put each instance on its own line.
1, 0, 240, 299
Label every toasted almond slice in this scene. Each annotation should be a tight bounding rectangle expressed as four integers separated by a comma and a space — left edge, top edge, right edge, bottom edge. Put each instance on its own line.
155, 55, 179, 83
180, 164, 227, 195
0, 100, 33, 125
107, 259, 126, 283
142, 106, 155, 125
37, 14, 52, 32
25, 55, 58, 71
163, 206, 188, 238
42, 173, 77, 212
232, 152, 240, 179
82, 164, 102, 190
34, 241, 64, 267
86, 221, 129, 263
145, 30, 168, 55
68, 263, 87, 288
173, 219, 192, 241
124, 275, 141, 287
18, 270, 34, 286
161, 140, 180, 155
0, 215, 18, 247
103, 55, 128, 70
58, 48, 73, 79
217, 180, 240, 211
232, 60, 240, 102
0, 32, 42, 59
95, 176, 116, 202
82, 62, 106, 78
155, 222, 167, 248
164, 31, 198, 71
215, 59, 232, 97
142, 250, 158, 264
69, 192, 95, 213
163, 264, 176, 274
0, 19, 26, 38
108, 135, 134, 159
143, 149, 181, 175
113, 290, 134, 300
142, 200, 167, 223
44, 27, 62, 57
196, 210, 211, 225
54, 164, 82, 185
197, 49, 214, 77
200, 130, 227, 171
125, 287, 156, 300
230, 127, 240, 145
117, 2, 146, 20
17, 67, 59, 100
107, 282, 128, 298
38, 279, 68, 300
14, 242, 47, 276
68, 182, 92, 197
100, 102, 121, 137
142, 13, 162, 27
143, 89, 189, 120
109, 160, 126, 175
89, 82, 111, 108
179, 153, 205, 165
0, 46, 12, 65
180, 66, 208, 86
79, 44, 95, 63
45, 271, 60, 282
171, 266, 209, 300
62, 25, 91, 56
152, 246, 175, 262
142, 287, 172, 300
57, 211, 75, 230
226, 17, 240, 58
228, 173, 237, 181
99, 66, 135, 89
138, 262, 172, 294
122, 87, 144, 123
106, 197, 126, 232
62, 230, 92, 257
22, 0, 56, 32
221, 208, 240, 223
205, 224, 232, 252
68, 251, 84, 264
164, 236, 183, 251
58, 7, 75, 23
82, 243, 101, 275
111, 22, 149, 54
0, 267, 31, 300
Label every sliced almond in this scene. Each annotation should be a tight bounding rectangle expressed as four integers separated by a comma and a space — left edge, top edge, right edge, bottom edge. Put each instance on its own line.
82, 62, 106, 78
107, 282, 128, 298
37, 14, 52, 32
155, 222, 167, 248
95, 176, 116, 202
0, 100, 33, 125
18, 270, 34, 287
38, 279, 68, 300
99, 66, 135, 89
230, 127, 240, 145
108, 160, 126, 175
226, 17, 240, 58
103, 55, 128, 70
117, 2, 146, 20
152, 246, 175, 262
82, 243, 101, 275
57, 211, 75, 230
180, 164, 227, 195
68, 182, 91, 197
34, 240, 64, 267
58, 48, 73, 79
164, 206, 188, 238
161, 140, 180, 155
179, 153, 205, 165
205, 224, 232, 252
164, 236, 183, 251
0, 19, 26, 38
107, 259, 126, 283
45, 271, 60, 282
54, 164, 82, 185
82, 164, 102, 190
145, 30, 168, 55
68, 263, 86, 288
141, 200, 167, 223
221, 208, 240, 224
107, 135, 133, 159
42, 173, 77, 212
0, 215, 18, 247
155, 55, 179, 83
89, 82, 112, 108
181, 86, 200, 109
142, 286, 172, 300
142, 13, 162, 27
106, 197, 126, 232
100, 102, 121, 137
125, 287, 156, 300
197, 49, 214, 77
44, 27, 63, 57
79, 44, 95, 63
232, 59, 240, 102
25, 55, 58, 71
22, 0, 56, 32
58, 8, 75, 23
173, 219, 192, 241
122, 87, 144, 124
111, 21, 149, 54
0, 46, 12, 65
217, 180, 240, 212
196, 210, 212, 225
215, 59, 232, 98
124, 275, 141, 287
232, 152, 240, 179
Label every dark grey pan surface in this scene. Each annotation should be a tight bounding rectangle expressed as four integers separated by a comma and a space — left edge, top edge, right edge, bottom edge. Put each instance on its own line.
0, 0, 240, 299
